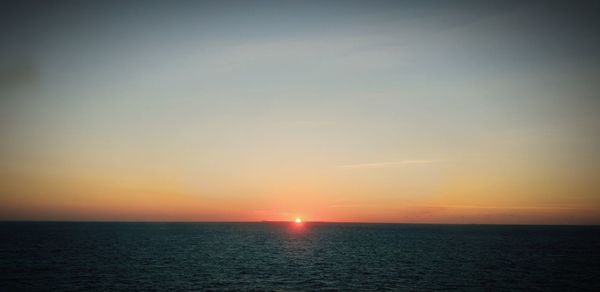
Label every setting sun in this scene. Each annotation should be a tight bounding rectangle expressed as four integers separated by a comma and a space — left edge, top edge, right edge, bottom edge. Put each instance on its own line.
295, 217, 302, 224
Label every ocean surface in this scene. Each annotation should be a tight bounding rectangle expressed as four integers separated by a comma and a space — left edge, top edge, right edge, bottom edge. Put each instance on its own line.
1, 222, 599, 291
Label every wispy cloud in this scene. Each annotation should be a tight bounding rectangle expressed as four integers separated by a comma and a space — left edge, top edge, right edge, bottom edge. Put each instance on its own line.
420, 204, 598, 211
288, 120, 333, 127
330, 203, 381, 208
340, 160, 446, 169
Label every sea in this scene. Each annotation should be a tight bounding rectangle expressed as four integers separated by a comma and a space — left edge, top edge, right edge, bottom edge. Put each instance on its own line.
1, 222, 599, 291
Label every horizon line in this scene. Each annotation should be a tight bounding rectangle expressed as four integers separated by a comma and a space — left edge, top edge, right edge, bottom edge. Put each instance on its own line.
1, 220, 598, 226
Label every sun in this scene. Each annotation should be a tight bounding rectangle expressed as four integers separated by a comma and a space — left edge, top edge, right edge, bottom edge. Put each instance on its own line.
295, 217, 302, 223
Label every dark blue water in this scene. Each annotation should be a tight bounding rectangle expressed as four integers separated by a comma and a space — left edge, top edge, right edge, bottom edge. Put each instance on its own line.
1, 222, 599, 291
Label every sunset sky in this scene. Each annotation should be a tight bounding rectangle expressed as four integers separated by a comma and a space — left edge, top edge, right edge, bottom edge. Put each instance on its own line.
1, 0, 599, 224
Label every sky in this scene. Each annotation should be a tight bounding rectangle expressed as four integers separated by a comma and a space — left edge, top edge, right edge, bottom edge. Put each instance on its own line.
1, 0, 599, 224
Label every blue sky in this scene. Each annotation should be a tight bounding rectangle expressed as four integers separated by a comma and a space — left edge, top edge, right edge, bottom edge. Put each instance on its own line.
1, 0, 599, 223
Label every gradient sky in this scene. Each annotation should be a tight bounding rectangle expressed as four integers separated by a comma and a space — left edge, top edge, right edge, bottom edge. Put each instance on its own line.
1, 0, 599, 224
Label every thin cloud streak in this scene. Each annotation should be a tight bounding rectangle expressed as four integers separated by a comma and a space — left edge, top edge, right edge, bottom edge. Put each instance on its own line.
340, 160, 446, 169
420, 204, 599, 211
